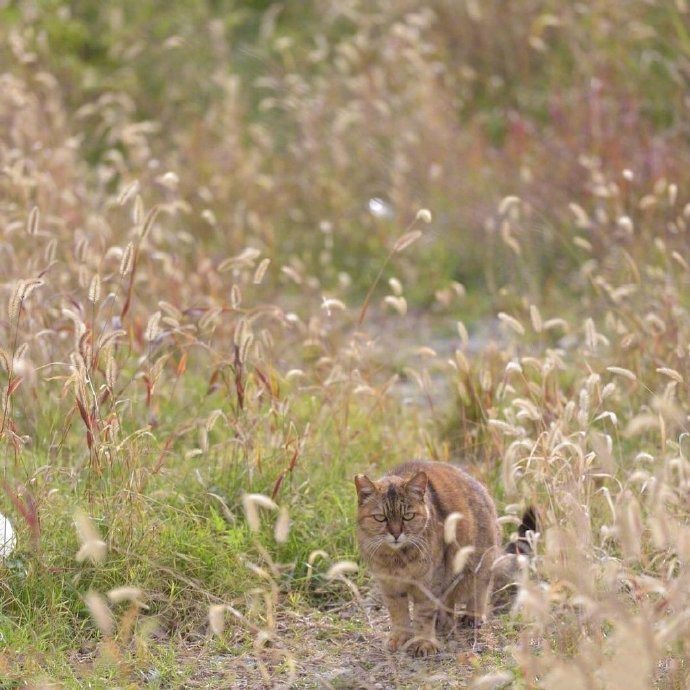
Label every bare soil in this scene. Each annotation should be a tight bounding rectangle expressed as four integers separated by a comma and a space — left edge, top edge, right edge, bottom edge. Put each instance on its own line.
179, 594, 516, 689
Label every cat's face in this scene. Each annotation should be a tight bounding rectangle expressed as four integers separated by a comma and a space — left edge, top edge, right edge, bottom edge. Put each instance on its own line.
354, 471, 429, 551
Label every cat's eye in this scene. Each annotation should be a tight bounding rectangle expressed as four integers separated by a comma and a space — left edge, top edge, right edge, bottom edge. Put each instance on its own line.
372, 514, 387, 522
402, 512, 415, 521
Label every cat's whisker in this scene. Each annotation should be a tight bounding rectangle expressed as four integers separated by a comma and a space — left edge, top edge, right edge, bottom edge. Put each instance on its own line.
365, 535, 388, 560
409, 535, 432, 564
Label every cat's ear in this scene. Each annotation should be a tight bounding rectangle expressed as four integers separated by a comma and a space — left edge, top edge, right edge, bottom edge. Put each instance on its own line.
354, 474, 376, 502
405, 471, 428, 499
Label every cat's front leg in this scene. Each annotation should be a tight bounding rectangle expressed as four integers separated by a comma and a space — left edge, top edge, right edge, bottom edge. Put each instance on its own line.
380, 587, 412, 652
435, 591, 456, 636
408, 588, 443, 657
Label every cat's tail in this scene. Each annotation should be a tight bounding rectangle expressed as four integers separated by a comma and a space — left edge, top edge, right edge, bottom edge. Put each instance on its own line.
504, 507, 538, 556
491, 507, 539, 612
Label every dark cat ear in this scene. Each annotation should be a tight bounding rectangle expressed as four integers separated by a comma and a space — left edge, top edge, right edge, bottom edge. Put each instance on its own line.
405, 471, 428, 499
354, 474, 376, 502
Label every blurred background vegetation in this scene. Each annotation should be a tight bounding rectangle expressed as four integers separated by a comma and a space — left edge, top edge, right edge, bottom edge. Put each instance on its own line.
5, 0, 690, 308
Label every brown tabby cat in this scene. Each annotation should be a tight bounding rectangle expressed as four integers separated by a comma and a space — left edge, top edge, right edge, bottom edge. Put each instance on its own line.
355, 460, 500, 656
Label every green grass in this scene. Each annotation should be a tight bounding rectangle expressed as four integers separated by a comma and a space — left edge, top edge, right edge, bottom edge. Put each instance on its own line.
1, 370, 420, 685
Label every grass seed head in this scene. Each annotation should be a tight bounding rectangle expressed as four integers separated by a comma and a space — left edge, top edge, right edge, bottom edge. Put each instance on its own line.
274, 507, 290, 544
118, 180, 140, 205
606, 366, 637, 381
107, 586, 145, 606
84, 591, 114, 636
26, 206, 39, 235
498, 195, 521, 215
443, 511, 463, 543
383, 295, 407, 315
88, 275, 101, 304
415, 208, 432, 223
242, 493, 278, 532
656, 367, 683, 383
144, 311, 162, 342
497, 312, 525, 336
529, 305, 543, 333
325, 560, 358, 581
74, 510, 107, 565
230, 284, 242, 308
452, 545, 475, 574
393, 229, 422, 253
119, 242, 134, 277
253, 258, 271, 284
209, 604, 226, 635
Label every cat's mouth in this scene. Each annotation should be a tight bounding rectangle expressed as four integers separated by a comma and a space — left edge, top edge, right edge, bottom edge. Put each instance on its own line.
386, 535, 408, 549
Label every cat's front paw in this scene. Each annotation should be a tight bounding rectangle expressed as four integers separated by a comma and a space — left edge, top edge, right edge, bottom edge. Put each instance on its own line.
387, 630, 411, 652
408, 637, 442, 657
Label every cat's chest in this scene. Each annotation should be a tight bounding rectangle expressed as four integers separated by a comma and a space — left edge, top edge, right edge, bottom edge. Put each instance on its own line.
371, 549, 438, 582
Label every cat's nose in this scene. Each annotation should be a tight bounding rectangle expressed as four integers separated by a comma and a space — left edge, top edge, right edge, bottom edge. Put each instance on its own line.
388, 522, 403, 539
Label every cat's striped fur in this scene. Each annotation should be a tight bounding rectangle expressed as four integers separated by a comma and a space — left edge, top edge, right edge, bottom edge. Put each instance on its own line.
355, 460, 501, 656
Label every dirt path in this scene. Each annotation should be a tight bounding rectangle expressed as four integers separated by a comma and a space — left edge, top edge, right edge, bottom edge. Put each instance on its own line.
180, 594, 516, 689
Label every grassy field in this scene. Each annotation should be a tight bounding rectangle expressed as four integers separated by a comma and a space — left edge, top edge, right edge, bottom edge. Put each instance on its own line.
1, 1, 690, 687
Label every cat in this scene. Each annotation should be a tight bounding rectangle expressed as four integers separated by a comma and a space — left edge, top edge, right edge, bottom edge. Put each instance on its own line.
354, 460, 501, 657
